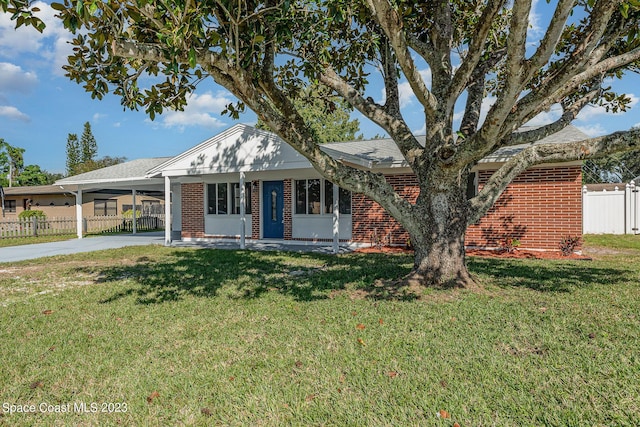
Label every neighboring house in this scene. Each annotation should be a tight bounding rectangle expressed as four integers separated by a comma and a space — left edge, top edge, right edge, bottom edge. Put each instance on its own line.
146, 124, 586, 251
0, 184, 165, 220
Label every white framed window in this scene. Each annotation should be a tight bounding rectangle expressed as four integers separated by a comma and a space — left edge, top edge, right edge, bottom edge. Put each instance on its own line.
295, 179, 351, 215
207, 183, 252, 215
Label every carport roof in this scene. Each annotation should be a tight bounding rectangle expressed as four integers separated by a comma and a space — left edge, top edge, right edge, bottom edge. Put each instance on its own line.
55, 157, 171, 190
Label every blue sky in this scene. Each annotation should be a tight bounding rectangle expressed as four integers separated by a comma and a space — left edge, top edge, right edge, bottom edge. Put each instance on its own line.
1, 1, 639, 175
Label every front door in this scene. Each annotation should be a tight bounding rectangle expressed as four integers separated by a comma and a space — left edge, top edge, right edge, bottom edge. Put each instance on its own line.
262, 181, 284, 238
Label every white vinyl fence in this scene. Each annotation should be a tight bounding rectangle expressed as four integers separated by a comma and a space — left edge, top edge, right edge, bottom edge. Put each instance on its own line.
583, 181, 639, 234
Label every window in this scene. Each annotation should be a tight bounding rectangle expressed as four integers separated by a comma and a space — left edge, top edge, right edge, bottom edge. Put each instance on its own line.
4, 200, 16, 213
231, 182, 252, 214
208, 182, 251, 215
142, 200, 163, 215
94, 199, 117, 216
295, 179, 320, 214
466, 172, 478, 200
296, 179, 351, 215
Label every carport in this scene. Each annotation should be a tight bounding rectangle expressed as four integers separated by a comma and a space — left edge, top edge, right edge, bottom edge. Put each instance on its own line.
55, 158, 172, 244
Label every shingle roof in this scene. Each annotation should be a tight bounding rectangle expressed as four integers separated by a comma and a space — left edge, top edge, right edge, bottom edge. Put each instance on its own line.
3, 185, 71, 196
480, 125, 590, 163
56, 157, 172, 185
322, 125, 589, 168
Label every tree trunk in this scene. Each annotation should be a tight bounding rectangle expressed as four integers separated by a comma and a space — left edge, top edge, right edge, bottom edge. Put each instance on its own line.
404, 174, 477, 289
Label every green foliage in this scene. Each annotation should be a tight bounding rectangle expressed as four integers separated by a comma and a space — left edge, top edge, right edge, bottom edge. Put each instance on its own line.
0, 139, 25, 187
256, 86, 362, 144
583, 149, 640, 183
559, 235, 582, 256
17, 209, 46, 220
80, 121, 97, 163
65, 123, 125, 176
17, 165, 50, 186
122, 209, 142, 218
65, 133, 80, 176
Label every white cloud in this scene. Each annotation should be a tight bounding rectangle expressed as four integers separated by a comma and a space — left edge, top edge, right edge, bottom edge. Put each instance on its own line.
576, 94, 639, 122
576, 124, 606, 137
0, 62, 38, 93
0, 105, 30, 121
524, 104, 562, 127
92, 113, 107, 122
380, 68, 432, 108
0, 2, 73, 75
154, 91, 233, 130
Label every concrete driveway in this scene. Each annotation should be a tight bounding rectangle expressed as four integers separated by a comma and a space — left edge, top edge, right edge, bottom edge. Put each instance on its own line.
0, 232, 165, 263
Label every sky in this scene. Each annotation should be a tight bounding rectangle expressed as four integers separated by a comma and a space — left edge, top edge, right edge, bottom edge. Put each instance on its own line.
1, 1, 639, 175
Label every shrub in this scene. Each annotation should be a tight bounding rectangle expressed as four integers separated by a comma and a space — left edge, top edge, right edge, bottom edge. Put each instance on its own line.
559, 235, 582, 256
122, 209, 142, 218
501, 237, 520, 253
18, 210, 46, 220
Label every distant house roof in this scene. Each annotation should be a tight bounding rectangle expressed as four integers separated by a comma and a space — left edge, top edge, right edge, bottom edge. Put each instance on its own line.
3, 185, 74, 196
56, 157, 171, 190
584, 183, 627, 192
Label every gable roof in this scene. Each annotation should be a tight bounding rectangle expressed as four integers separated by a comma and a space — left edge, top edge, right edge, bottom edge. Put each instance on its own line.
148, 124, 312, 177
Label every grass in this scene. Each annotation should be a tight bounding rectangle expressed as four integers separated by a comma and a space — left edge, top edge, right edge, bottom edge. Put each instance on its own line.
583, 233, 640, 251
0, 239, 639, 425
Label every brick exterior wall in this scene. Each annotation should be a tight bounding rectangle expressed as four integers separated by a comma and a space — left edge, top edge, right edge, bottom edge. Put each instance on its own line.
351, 166, 582, 251
466, 166, 582, 250
251, 181, 260, 239
181, 182, 205, 238
352, 174, 418, 246
284, 179, 292, 240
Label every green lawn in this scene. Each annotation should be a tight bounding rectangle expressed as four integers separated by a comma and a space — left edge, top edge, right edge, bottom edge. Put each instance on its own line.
1, 240, 639, 426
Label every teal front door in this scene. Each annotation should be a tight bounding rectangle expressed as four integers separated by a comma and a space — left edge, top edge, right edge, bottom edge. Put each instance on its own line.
262, 181, 284, 238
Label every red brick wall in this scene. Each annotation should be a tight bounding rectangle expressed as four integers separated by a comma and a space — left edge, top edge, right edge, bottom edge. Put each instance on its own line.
251, 181, 260, 239
466, 166, 582, 250
284, 179, 292, 240
352, 166, 582, 251
181, 183, 205, 238
352, 174, 418, 246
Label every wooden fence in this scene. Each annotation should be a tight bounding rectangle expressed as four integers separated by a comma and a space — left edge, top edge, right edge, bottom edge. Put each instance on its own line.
0, 215, 165, 239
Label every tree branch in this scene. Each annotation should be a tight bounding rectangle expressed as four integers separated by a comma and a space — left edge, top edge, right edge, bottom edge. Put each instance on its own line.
365, 0, 438, 120
448, 0, 505, 104
523, 0, 575, 82
500, 88, 599, 147
319, 67, 424, 166
467, 128, 640, 224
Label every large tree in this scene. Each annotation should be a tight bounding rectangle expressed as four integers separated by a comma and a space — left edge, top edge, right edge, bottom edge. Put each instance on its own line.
257, 86, 363, 144
0, 139, 25, 187
4, 0, 640, 287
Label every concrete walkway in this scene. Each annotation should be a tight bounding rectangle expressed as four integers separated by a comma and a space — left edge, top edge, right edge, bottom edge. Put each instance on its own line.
0, 233, 354, 263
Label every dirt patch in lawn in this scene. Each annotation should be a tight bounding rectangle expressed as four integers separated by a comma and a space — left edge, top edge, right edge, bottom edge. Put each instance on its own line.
354, 246, 592, 260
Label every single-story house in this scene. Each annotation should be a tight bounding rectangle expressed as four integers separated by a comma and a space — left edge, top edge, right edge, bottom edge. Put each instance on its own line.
141, 123, 586, 252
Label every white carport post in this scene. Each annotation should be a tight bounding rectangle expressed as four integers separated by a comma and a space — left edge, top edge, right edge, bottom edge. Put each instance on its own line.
239, 172, 246, 249
164, 176, 172, 246
132, 189, 137, 234
332, 183, 340, 254
76, 188, 83, 239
